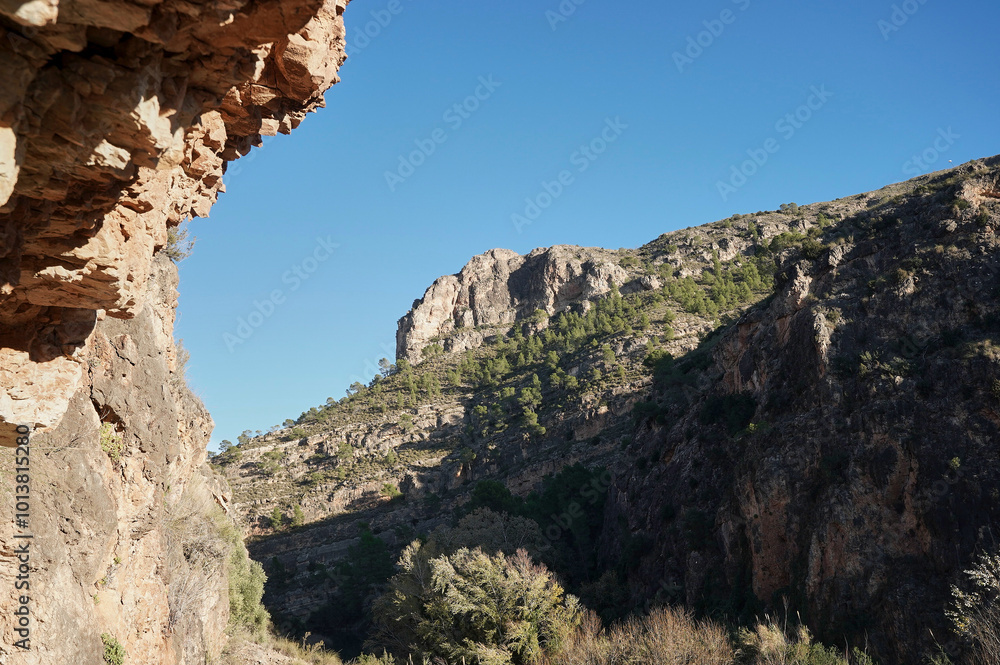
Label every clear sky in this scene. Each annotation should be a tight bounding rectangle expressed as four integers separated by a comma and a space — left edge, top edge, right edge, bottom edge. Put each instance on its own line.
175, 0, 1000, 449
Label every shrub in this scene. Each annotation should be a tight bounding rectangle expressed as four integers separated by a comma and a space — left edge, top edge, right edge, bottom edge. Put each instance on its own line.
269, 507, 284, 530
380, 483, 402, 500
371, 544, 581, 665
421, 343, 444, 359
735, 621, 851, 665
99, 422, 125, 463
399, 414, 414, 433
228, 537, 270, 635
162, 223, 195, 263
102, 633, 126, 665
554, 607, 732, 665
948, 550, 1000, 665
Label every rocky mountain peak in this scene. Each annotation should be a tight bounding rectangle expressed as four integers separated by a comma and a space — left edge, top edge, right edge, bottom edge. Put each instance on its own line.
396, 245, 632, 362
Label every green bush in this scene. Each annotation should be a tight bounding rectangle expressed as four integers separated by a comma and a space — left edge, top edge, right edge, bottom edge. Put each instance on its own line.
99, 423, 125, 463
371, 544, 581, 664
380, 483, 402, 500
226, 525, 270, 635
102, 633, 126, 665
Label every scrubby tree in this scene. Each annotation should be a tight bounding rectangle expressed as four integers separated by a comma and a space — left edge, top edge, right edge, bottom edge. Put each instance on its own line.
269, 506, 283, 530
371, 543, 580, 664
949, 550, 1000, 664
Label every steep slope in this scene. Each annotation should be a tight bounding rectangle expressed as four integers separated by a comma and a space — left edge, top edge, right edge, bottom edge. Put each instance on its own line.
222, 156, 1000, 664
0, 0, 352, 661
608, 161, 1000, 662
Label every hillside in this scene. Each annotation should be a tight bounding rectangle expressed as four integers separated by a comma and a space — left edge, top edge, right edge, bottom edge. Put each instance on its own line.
218, 156, 1000, 663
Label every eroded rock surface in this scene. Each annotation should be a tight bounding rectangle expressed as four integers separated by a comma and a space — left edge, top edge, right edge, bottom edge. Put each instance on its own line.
0, 0, 352, 660
397, 246, 632, 363
0, 0, 350, 440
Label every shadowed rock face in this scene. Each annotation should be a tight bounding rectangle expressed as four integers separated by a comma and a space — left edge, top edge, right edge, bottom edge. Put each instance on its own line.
0, 0, 350, 440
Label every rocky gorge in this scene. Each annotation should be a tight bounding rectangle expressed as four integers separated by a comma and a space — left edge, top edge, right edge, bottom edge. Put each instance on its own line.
222, 157, 1000, 664
1, 0, 999, 661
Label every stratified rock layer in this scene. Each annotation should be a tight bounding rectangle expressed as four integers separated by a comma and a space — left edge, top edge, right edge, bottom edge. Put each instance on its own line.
0, 0, 352, 660
0, 0, 350, 440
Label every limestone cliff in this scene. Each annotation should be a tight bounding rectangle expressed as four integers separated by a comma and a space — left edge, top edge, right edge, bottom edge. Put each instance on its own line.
0, 0, 350, 441
396, 246, 633, 363
0, 0, 352, 660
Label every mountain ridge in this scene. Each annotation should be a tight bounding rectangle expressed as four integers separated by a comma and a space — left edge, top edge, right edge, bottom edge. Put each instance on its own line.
220, 155, 1000, 663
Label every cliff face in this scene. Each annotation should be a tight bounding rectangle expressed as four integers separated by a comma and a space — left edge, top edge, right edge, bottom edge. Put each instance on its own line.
0, 0, 351, 660
396, 246, 632, 363
604, 162, 1000, 661
0, 0, 350, 442
1, 255, 229, 664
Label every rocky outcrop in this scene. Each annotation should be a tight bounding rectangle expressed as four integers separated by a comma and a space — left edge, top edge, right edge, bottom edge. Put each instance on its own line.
397, 246, 632, 363
0, 0, 353, 660
233, 157, 1000, 664
0, 0, 351, 442
0, 255, 228, 664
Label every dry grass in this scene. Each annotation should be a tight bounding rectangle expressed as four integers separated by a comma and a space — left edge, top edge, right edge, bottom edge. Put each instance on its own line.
735, 619, 851, 665
221, 627, 344, 665
551, 607, 732, 665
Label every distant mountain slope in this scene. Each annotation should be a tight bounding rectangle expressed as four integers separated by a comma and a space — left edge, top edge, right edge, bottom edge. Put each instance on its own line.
218, 156, 1000, 663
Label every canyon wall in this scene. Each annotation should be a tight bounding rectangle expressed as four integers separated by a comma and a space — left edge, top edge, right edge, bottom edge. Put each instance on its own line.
0, 0, 352, 660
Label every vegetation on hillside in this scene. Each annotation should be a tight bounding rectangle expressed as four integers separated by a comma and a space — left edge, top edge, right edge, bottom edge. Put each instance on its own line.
217, 164, 1000, 665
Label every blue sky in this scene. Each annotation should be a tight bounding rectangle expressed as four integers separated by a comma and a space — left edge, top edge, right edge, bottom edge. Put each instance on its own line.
176, 0, 1000, 449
